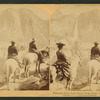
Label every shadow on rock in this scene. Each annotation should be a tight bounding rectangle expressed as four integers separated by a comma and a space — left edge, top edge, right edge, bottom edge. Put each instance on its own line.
18, 67, 49, 90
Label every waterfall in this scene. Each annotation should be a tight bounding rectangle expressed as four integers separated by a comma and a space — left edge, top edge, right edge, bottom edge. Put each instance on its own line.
73, 18, 79, 42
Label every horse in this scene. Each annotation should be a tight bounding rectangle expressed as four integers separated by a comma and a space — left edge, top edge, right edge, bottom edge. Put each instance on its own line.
50, 54, 81, 90
50, 66, 57, 83
67, 54, 82, 90
4, 58, 23, 90
87, 59, 100, 90
23, 49, 49, 78
3, 45, 26, 90
23, 53, 38, 78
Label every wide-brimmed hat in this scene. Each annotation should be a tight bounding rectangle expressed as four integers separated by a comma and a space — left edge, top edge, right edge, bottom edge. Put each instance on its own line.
56, 42, 65, 46
94, 42, 98, 45
11, 41, 15, 43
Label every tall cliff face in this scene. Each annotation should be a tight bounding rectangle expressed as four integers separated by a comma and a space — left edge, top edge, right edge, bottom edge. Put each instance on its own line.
51, 9, 100, 49
78, 9, 100, 43
0, 8, 49, 49
51, 11, 77, 42
0, 8, 23, 42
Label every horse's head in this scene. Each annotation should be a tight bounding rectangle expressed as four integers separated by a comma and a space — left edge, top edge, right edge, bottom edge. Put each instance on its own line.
41, 47, 49, 58
16, 45, 25, 53
17, 45, 27, 62
19, 45, 25, 51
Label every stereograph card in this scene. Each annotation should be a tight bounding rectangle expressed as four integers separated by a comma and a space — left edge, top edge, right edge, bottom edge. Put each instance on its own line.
0, 4, 100, 97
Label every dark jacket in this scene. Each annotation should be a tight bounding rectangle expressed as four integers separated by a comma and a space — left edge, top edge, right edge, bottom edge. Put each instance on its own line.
8, 45, 18, 56
56, 50, 70, 65
91, 46, 100, 56
29, 42, 37, 53
56, 50, 67, 62
54, 50, 71, 79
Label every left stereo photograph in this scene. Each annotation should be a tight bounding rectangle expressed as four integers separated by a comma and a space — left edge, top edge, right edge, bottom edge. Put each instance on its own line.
0, 5, 50, 91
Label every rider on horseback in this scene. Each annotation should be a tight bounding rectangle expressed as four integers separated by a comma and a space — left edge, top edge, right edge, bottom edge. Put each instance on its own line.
91, 42, 100, 62
53, 42, 71, 81
8, 41, 22, 67
29, 38, 43, 63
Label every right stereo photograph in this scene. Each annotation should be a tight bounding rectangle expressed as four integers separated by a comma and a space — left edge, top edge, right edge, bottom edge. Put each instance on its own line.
50, 5, 100, 91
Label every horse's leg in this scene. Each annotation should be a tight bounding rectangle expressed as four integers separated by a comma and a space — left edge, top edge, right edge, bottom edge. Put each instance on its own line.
9, 71, 16, 83
96, 71, 99, 84
18, 68, 21, 82
36, 61, 40, 73
26, 65, 29, 78
6, 64, 9, 90
7, 71, 9, 90
24, 69, 26, 78
24, 65, 28, 78
13, 71, 16, 83
51, 70, 56, 83
52, 72, 57, 83
88, 65, 91, 91
69, 77, 74, 90
7, 72, 15, 90
66, 69, 73, 90
69, 72, 76, 90
35, 61, 38, 72
7, 79, 9, 90
66, 78, 72, 90
66, 77, 70, 90
91, 73, 97, 84
89, 74, 92, 91
27, 68, 29, 78
38, 61, 41, 73
68, 69, 74, 90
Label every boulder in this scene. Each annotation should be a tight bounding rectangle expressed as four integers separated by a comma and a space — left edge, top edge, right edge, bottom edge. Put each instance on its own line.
18, 75, 40, 90
19, 67, 49, 90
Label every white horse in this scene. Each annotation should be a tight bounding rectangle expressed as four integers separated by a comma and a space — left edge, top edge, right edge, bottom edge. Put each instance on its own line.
23, 53, 38, 78
4, 59, 22, 90
4, 45, 26, 90
50, 54, 81, 90
50, 66, 57, 83
68, 54, 81, 90
87, 59, 100, 90
23, 48, 49, 78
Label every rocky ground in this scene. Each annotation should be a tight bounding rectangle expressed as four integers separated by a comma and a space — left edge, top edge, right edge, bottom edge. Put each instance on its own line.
50, 77, 100, 91
0, 63, 49, 90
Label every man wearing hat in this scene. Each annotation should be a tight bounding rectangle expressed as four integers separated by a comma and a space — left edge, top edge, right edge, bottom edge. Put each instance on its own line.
8, 41, 18, 58
53, 42, 71, 81
91, 42, 100, 60
29, 38, 37, 53
29, 38, 43, 63
8, 41, 22, 67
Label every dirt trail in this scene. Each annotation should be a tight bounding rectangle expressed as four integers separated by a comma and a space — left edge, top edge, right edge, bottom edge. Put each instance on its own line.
50, 78, 100, 91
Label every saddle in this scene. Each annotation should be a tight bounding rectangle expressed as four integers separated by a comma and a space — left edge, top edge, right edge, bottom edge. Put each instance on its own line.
8, 54, 23, 68
91, 55, 100, 63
